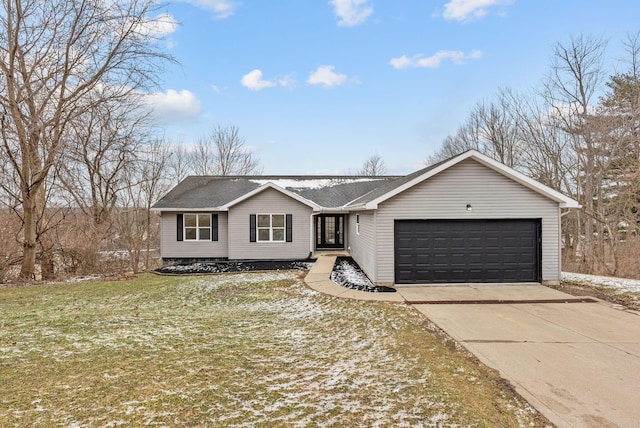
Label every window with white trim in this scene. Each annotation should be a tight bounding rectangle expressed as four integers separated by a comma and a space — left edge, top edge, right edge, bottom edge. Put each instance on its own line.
257, 214, 285, 242
184, 213, 211, 241
356, 214, 360, 235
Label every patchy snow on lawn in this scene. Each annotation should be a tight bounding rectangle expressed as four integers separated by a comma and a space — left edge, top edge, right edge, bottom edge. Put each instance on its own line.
562, 271, 640, 293
1, 271, 543, 427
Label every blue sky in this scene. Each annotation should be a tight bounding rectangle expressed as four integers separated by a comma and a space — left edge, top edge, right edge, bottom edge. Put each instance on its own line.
147, 0, 640, 175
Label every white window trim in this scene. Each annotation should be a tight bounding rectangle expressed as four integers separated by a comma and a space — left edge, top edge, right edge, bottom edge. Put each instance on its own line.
355, 214, 360, 235
184, 213, 211, 241
257, 213, 286, 242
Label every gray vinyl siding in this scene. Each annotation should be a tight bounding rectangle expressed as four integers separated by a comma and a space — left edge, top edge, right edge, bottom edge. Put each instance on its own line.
374, 159, 560, 284
347, 211, 377, 282
228, 188, 313, 259
160, 211, 228, 258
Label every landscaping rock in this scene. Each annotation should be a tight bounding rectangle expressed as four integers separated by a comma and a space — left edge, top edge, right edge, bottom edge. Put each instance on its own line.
330, 257, 396, 293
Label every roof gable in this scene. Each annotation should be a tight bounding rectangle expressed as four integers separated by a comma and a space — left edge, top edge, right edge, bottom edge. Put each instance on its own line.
223, 182, 320, 209
346, 150, 580, 209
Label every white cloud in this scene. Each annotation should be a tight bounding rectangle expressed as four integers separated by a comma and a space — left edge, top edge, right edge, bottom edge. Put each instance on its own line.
134, 13, 178, 37
390, 50, 483, 69
145, 89, 201, 124
307, 65, 348, 87
177, 0, 238, 19
241, 70, 296, 91
442, 0, 513, 22
241, 69, 276, 91
330, 0, 373, 27
278, 74, 297, 88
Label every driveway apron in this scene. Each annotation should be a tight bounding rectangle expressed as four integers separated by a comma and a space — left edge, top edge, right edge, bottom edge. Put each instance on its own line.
399, 285, 640, 428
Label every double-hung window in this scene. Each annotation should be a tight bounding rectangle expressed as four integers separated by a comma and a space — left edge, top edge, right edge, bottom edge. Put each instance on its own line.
184, 213, 211, 241
257, 214, 285, 242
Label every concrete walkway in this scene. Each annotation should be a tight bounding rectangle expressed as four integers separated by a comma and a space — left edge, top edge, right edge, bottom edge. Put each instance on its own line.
304, 255, 640, 428
304, 255, 404, 302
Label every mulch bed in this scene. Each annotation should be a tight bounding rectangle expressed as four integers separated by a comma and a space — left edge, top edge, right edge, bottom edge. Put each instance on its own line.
155, 260, 315, 275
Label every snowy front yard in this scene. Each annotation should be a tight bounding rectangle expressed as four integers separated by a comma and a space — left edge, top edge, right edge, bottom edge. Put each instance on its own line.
562, 272, 640, 293
561, 271, 640, 310
0, 272, 548, 427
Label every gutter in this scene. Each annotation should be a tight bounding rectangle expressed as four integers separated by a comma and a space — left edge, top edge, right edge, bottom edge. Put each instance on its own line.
150, 207, 228, 213
309, 212, 315, 256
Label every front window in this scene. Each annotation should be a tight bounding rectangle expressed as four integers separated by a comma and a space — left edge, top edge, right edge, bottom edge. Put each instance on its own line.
258, 214, 285, 242
184, 213, 211, 241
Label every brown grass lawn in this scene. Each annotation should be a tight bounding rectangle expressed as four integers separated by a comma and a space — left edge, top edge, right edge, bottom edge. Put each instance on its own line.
551, 279, 640, 312
0, 271, 551, 427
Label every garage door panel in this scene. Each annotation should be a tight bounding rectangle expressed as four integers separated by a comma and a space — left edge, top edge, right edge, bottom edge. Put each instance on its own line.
395, 219, 541, 284
450, 253, 466, 265
503, 252, 519, 263
415, 254, 430, 264
449, 270, 467, 282
433, 270, 451, 281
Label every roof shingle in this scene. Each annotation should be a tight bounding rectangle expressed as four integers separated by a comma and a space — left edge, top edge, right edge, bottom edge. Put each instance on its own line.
152, 175, 400, 210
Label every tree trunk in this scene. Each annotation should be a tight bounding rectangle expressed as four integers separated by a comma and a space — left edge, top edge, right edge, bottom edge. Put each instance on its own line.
130, 249, 140, 274
144, 208, 151, 271
19, 192, 37, 280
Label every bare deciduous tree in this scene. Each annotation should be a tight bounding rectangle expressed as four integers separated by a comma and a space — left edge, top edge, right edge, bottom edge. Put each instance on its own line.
116, 139, 171, 273
167, 142, 191, 185
357, 154, 387, 176
427, 94, 520, 168
58, 90, 149, 227
0, 0, 171, 279
189, 125, 262, 176
544, 34, 608, 269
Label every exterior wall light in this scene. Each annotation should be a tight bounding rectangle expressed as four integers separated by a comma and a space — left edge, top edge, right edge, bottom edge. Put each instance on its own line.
466, 204, 473, 211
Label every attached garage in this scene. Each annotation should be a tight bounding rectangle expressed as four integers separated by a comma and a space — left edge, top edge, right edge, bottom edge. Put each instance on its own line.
394, 219, 541, 284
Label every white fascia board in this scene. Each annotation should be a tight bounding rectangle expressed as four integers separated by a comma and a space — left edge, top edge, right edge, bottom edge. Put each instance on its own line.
342, 193, 373, 210
150, 207, 228, 212
364, 150, 580, 209
341, 204, 368, 211
223, 182, 320, 210
313, 208, 351, 213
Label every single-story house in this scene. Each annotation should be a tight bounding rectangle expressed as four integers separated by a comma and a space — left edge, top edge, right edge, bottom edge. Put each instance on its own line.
151, 150, 579, 285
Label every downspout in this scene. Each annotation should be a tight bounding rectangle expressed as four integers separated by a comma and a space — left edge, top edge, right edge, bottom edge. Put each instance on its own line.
558, 208, 571, 285
309, 212, 315, 258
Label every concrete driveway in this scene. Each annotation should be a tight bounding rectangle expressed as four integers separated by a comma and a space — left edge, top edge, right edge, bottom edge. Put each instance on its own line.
397, 285, 640, 428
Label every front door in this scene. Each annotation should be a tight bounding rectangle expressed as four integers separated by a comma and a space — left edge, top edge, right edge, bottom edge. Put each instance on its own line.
316, 214, 344, 249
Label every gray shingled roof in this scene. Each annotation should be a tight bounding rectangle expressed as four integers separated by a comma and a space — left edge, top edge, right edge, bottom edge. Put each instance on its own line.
152, 151, 580, 212
344, 157, 451, 207
152, 175, 401, 210
152, 177, 259, 209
